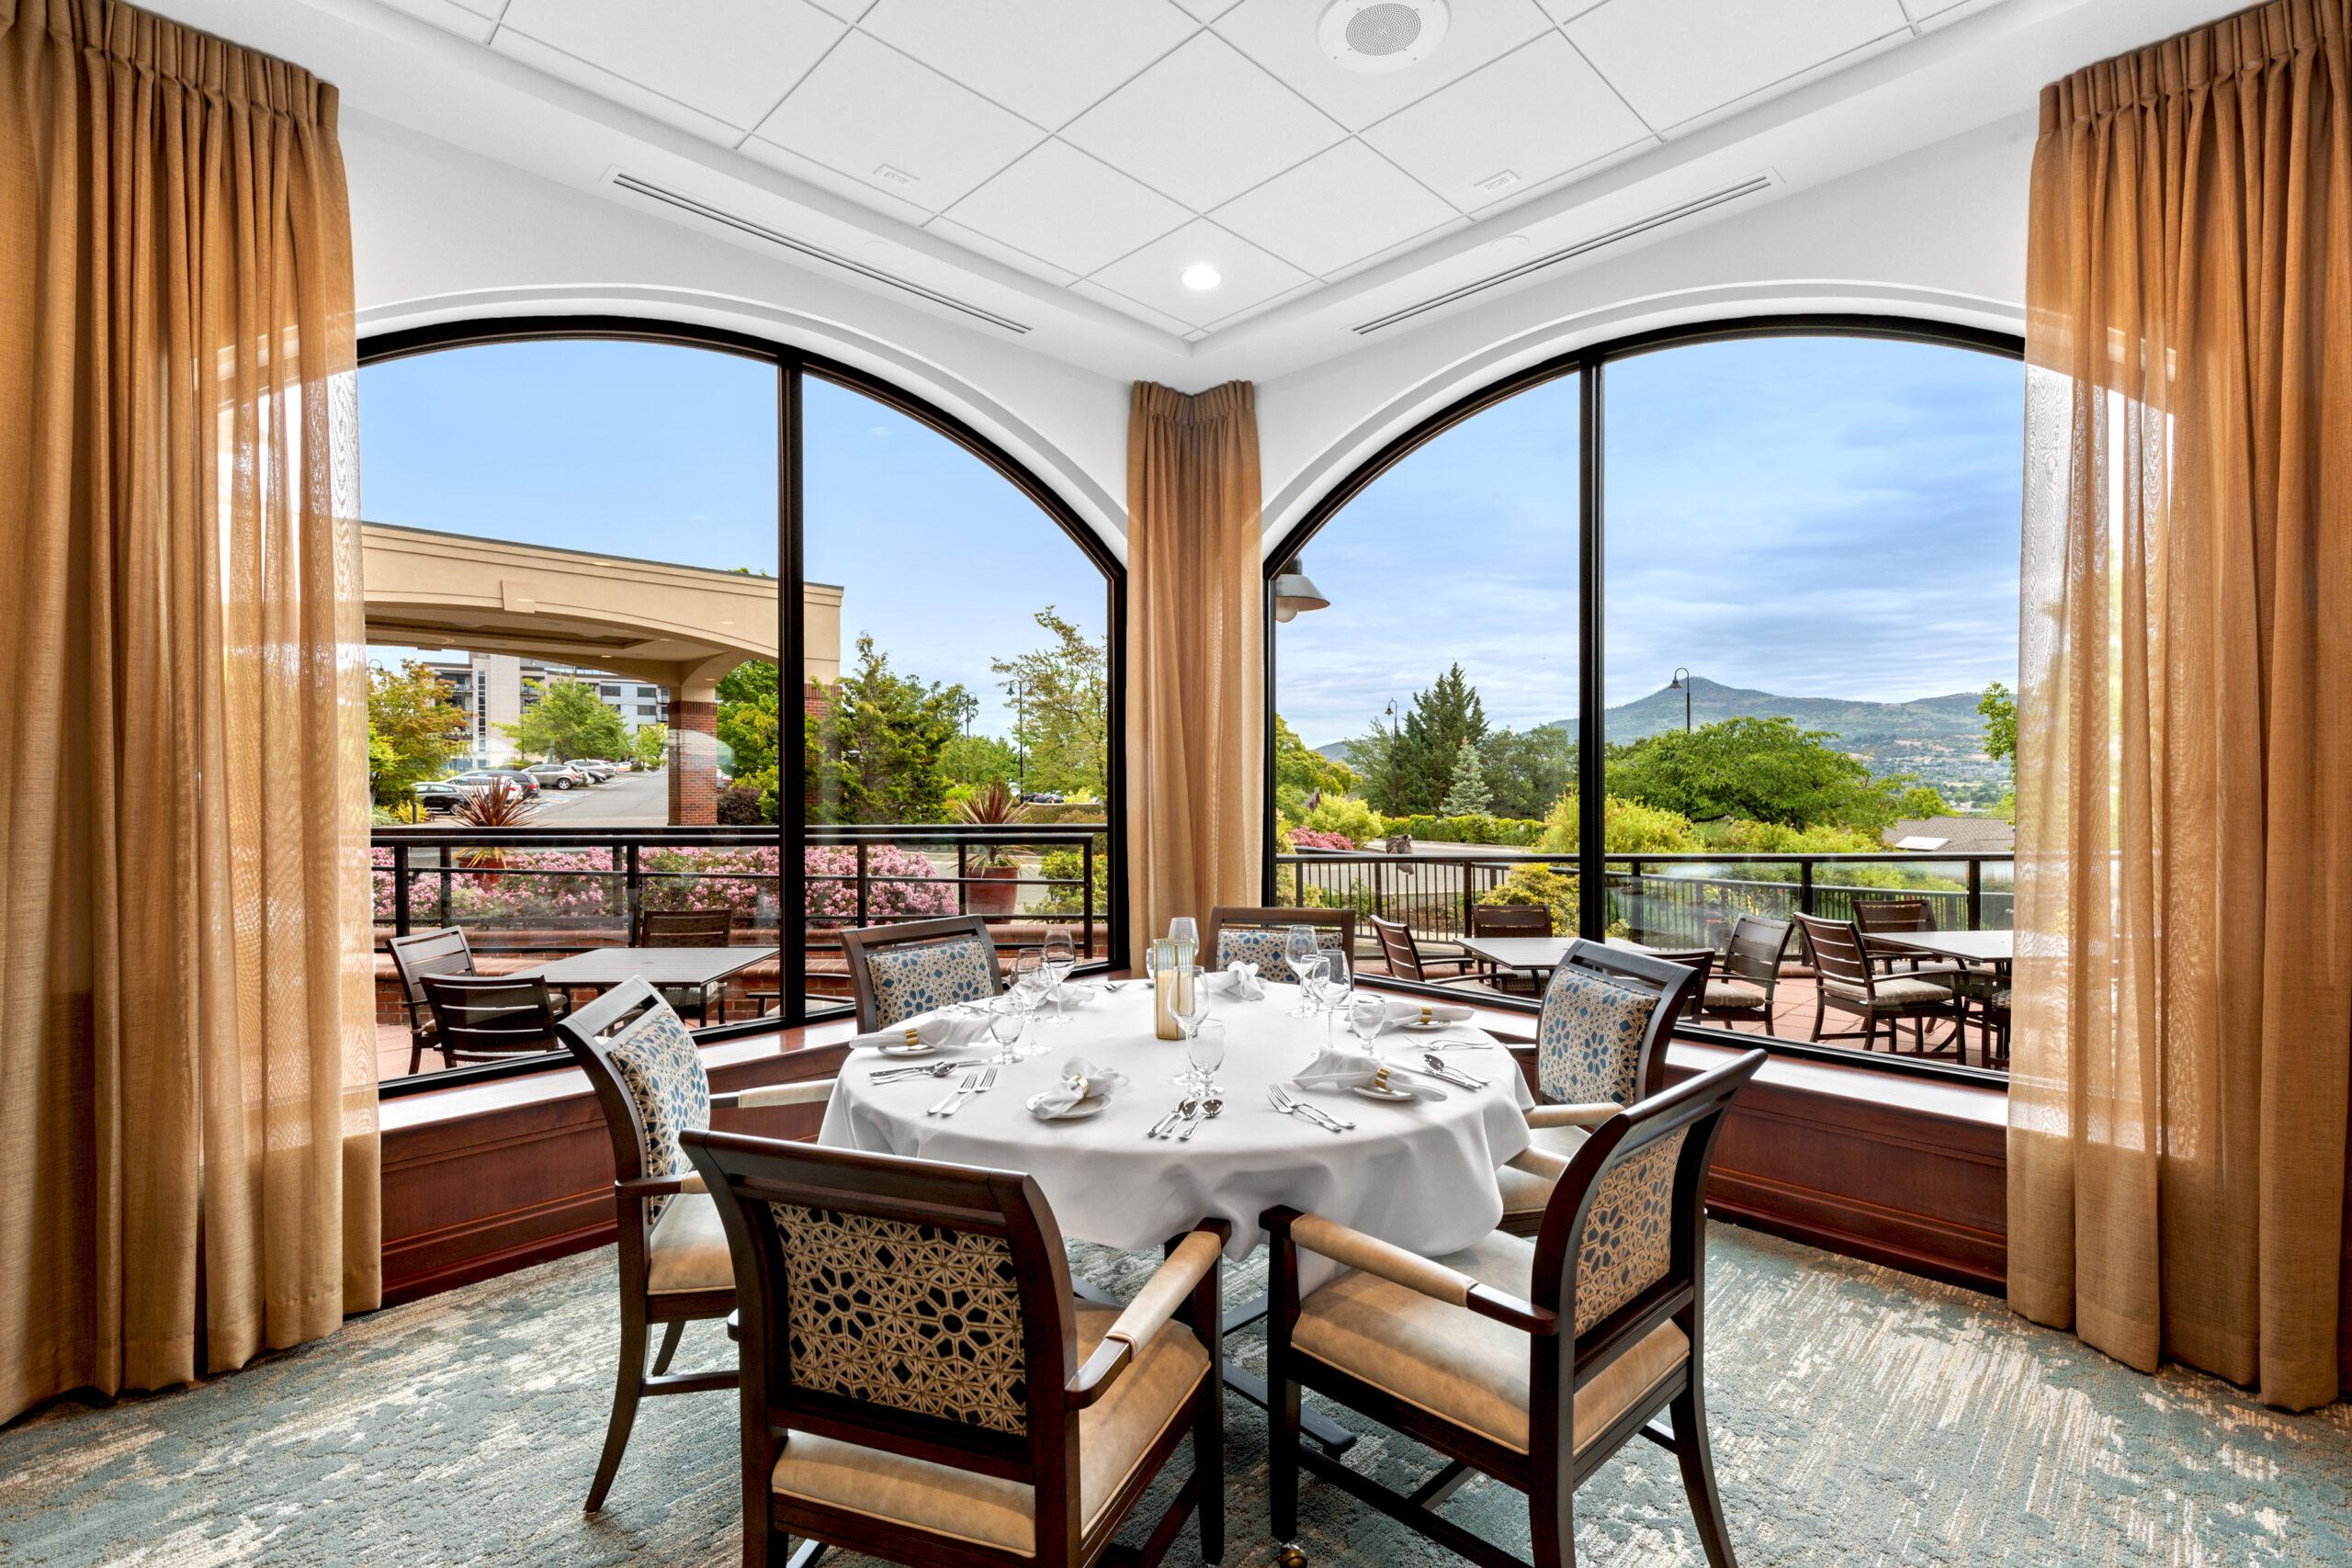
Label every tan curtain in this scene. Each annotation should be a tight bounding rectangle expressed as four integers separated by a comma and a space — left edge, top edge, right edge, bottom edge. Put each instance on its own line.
1124, 382, 1266, 964
0, 0, 378, 1423
2009, 0, 2352, 1411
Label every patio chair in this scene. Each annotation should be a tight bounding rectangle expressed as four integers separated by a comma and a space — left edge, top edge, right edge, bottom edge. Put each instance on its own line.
1366, 913, 1483, 987
1792, 912, 1962, 1058
1699, 914, 1791, 1033
1204, 907, 1354, 985
419, 973, 570, 1065
635, 907, 738, 1026
1849, 897, 1967, 985
1261, 1049, 1768, 1568
388, 925, 568, 1075
839, 914, 1002, 1032
1646, 947, 1717, 1021
1495, 941, 1699, 1236
681, 1128, 1227, 1568
1468, 903, 1552, 992
555, 979, 838, 1512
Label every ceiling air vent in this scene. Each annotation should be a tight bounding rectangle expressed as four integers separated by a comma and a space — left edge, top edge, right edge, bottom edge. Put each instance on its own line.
1351, 174, 1778, 335
1320, 0, 1449, 74
607, 171, 1032, 336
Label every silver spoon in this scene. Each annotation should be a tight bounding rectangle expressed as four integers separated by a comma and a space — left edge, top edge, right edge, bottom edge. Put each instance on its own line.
871, 1062, 960, 1081
1179, 1098, 1222, 1140
1148, 1097, 1197, 1138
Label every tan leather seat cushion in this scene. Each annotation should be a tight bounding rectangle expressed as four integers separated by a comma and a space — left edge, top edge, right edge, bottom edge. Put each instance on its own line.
1294, 1230, 1686, 1454
1823, 975, 1952, 1007
646, 1192, 730, 1294
1703, 981, 1766, 1010
1497, 1124, 1591, 1217
770, 1304, 1208, 1556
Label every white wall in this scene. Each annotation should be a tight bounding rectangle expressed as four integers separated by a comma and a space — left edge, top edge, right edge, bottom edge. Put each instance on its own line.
1252, 114, 2037, 546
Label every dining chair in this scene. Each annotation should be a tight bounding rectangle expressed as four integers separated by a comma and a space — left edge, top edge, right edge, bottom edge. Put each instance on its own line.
1494, 942, 1699, 1238
1467, 904, 1552, 991
389, 927, 570, 1074
1261, 1049, 1769, 1568
636, 906, 739, 1026
1365, 914, 1483, 987
556, 978, 839, 1512
418, 973, 575, 1065
1848, 897, 1967, 983
681, 1128, 1228, 1568
1791, 913, 1962, 1059
839, 914, 1004, 1032
1698, 916, 1790, 1034
1204, 906, 1354, 985
1646, 948, 1717, 1021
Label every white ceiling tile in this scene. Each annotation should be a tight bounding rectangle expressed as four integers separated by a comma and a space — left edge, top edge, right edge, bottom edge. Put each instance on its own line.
1213, 0, 1555, 132
941, 140, 1190, 276
1904, 0, 2007, 28
1061, 32, 1345, 212
375, 0, 498, 43
1197, 276, 1322, 333
752, 32, 1046, 211
1212, 141, 1457, 277
491, 30, 747, 145
860, 0, 1200, 130
1320, 213, 1471, 283
1359, 32, 1651, 211
1566, 0, 1910, 130
1536, 0, 1611, 18
1170, 0, 1245, 18
808, 0, 879, 17
922, 217, 1081, 288
497, 0, 845, 131
1069, 279, 1196, 337
1088, 217, 1311, 328
734, 138, 936, 226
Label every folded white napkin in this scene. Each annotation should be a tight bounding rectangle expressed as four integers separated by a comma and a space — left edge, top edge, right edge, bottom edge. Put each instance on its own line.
1293, 1045, 1445, 1102
1362, 998, 1474, 1027
1029, 1056, 1129, 1120
849, 1012, 995, 1053
1199, 961, 1265, 1000
1050, 980, 1104, 1009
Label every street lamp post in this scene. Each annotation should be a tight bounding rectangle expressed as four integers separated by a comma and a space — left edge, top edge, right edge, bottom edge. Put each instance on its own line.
1015, 678, 1027, 793
1384, 699, 1400, 815
1669, 667, 1692, 734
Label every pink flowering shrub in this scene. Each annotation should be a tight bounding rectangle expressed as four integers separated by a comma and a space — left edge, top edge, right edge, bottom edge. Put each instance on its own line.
805, 843, 956, 926
1289, 829, 1359, 852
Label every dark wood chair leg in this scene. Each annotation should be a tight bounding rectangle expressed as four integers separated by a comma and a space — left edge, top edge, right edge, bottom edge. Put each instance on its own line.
650, 1317, 687, 1377
1530, 1493, 1576, 1568
1809, 997, 1825, 1042
1669, 1384, 1737, 1567
585, 1313, 649, 1511
1195, 1377, 1225, 1564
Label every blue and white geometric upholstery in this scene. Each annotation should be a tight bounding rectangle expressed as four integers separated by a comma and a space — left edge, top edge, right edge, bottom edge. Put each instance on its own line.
1535, 964, 1661, 1107
1216, 925, 1344, 986
865, 935, 997, 1027
604, 999, 712, 1223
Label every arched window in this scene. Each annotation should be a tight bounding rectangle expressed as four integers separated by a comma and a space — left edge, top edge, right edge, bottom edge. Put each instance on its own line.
1269, 320, 2021, 1078
360, 322, 1120, 1089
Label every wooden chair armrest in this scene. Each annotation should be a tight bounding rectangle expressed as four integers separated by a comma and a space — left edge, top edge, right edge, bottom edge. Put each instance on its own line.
615, 1171, 704, 1199
713, 1078, 837, 1110
1523, 1102, 1622, 1130
1287, 1213, 1556, 1337
1069, 1226, 1226, 1408
1506, 1145, 1571, 1181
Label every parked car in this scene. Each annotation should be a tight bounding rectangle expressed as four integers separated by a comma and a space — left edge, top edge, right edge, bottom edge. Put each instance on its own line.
1020, 790, 1065, 805
572, 760, 617, 784
525, 761, 593, 790
409, 780, 462, 814
447, 768, 540, 796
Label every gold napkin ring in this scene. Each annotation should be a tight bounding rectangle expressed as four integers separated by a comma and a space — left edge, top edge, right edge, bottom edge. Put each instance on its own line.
903, 1027, 921, 1046
1374, 1066, 1390, 1090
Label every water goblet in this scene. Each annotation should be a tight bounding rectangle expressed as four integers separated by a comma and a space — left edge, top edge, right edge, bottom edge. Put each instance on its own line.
1168, 967, 1212, 1081
1184, 1019, 1227, 1098
986, 1001, 1026, 1065
1314, 951, 1354, 1040
1041, 926, 1078, 1023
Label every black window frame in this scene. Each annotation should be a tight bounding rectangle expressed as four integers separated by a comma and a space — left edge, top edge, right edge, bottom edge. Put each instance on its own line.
1261, 312, 2022, 1087
364, 315, 1126, 1098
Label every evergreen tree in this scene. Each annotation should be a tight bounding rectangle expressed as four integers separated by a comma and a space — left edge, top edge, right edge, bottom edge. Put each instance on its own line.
1440, 739, 1493, 817
1396, 663, 1488, 813
807, 636, 967, 824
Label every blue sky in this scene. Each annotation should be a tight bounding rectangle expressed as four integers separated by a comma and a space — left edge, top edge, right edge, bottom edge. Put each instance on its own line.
1275, 335, 2023, 747
359, 340, 1108, 737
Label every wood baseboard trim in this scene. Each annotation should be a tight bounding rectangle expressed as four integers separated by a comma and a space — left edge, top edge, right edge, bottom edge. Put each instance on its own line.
1706, 1172, 2006, 1294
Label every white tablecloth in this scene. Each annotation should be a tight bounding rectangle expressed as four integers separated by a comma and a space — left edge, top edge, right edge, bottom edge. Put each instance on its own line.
817, 985, 1533, 1266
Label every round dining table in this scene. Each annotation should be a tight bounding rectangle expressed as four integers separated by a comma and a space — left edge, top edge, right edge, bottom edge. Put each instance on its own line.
817, 983, 1536, 1269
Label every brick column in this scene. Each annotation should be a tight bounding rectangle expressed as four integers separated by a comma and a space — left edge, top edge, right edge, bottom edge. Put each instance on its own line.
669, 698, 719, 825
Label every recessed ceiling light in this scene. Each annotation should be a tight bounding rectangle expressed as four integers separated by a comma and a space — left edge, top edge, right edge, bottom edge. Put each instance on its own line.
1319, 0, 1450, 75
1181, 264, 1223, 291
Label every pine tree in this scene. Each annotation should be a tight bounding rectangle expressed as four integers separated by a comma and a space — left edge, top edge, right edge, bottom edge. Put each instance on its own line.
1440, 738, 1492, 818
1396, 663, 1488, 813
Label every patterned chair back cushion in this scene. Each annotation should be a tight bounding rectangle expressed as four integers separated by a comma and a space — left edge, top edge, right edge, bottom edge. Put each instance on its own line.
1216, 925, 1344, 986
1573, 1129, 1688, 1334
864, 935, 998, 1027
768, 1203, 1029, 1434
605, 999, 712, 1222
1536, 964, 1661, 1106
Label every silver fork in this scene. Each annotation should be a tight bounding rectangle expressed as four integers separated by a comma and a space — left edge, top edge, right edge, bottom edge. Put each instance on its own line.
940, 1066, 997, 1117
928, 1070, 981, 1116
873, 1062, 961, 1082
1284, 1083, 1356, 1130
1267, 1084, 1344, 1134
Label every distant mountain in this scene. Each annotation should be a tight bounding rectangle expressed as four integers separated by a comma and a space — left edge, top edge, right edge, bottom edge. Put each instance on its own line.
1314, 676, 2005, 795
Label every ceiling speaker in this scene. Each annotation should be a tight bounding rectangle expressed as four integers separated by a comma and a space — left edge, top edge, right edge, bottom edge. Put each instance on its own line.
1319, 0, 1449, 75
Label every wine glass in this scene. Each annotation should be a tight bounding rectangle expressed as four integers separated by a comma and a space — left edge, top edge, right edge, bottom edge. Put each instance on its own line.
1284, 925, 1322, 1016
1347, 994, 1387, 1057
1184, 1019, 1226, 1097
985, 1001, 1026, 1065
1168, 967, 1212, 1080
1008, 950, 1051, 1019
1041, 927, 1078, 1023
1168, 915, 1199, 964
1314, 951, 1354, 1039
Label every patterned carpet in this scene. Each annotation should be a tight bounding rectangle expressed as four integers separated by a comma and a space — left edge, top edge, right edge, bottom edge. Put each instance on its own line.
4, 1224, 2347, 1567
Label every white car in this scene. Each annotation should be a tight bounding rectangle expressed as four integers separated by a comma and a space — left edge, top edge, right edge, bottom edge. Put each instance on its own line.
525, 761, 593, 790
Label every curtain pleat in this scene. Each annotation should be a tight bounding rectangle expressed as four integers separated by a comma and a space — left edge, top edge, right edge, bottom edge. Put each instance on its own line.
0, 0, 378, 1423
2009, 0, 2352, 1410
1124, 382, 1266, 965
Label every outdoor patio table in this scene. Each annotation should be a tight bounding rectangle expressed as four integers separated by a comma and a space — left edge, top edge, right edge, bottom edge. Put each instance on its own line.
1858, 930, 2013, 967
1455, 933, 1573, 979
510, 945, 777, 992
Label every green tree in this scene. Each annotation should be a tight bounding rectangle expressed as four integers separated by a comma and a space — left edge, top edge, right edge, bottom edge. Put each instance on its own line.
808, 635, 967, 824
503, 678, 629, 762
714, 660, 783, 783
1439, 739, 1492, 817
991, 607, 1108, 798
1360, 664, 1490, 815
630, 724, 668, 773
1978, 681, 2018, 821
1477, 725, 1575, 819
1539, 794, 1703, 853
367, 660, 469, 804
1344, 720, 1408, 815
1604, 716, 1910, 831
1896, 784, 1950, 819
940, 732, 1021, 790
1273, 714, 1357, 823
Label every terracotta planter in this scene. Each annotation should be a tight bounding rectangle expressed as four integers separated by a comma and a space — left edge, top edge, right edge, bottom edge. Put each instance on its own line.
968, 864, 1020, 916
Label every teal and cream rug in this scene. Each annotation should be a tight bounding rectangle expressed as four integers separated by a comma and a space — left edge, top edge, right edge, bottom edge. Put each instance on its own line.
3, 1224, 2346, 1566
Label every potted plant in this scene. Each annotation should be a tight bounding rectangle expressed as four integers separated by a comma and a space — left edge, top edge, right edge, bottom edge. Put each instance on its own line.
956, 781, 1031, 916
